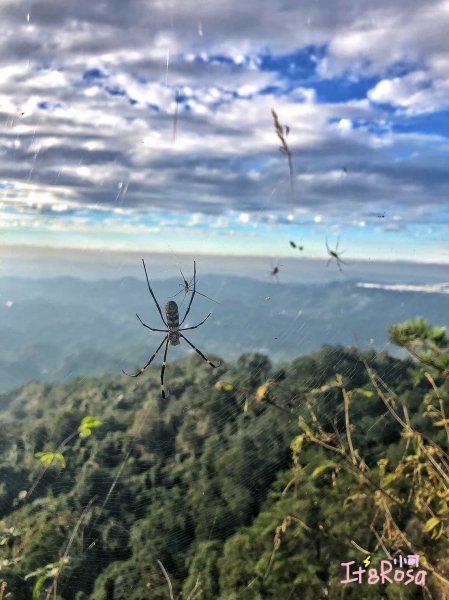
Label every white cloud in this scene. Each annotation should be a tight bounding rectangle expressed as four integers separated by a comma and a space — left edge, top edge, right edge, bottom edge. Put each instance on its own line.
319, 1, 449, 77
338, 118, 352, 131
0, 0, 447, 233
368, 70, 449, 114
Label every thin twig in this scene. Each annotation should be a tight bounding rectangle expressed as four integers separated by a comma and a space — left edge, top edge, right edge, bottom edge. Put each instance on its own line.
425, 371, 449, 445
369, 524, 392, 559
342, 387, 357, 465
185, 576, 202, 600
45, 496, 97, 599
157, 560, 175, 600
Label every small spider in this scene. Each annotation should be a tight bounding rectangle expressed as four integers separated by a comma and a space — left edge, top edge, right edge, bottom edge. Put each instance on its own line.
123, 260, 217, 398
326, 237, 349, 272
172, 266, 218, 306
289, 240, 304, 251
269, 261, 282, 282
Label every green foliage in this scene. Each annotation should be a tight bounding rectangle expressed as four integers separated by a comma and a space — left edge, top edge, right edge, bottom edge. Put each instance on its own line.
1, 331, 448, 598
390, 317, 449, 349
25, 557, 70, 599
390, 317, 449, 374
35, 451, 66, 469
78, 416, 102, 438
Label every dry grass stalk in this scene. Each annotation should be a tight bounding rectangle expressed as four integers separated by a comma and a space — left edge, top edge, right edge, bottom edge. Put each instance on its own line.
271, 108, 296, 214
157, 560, 175, 600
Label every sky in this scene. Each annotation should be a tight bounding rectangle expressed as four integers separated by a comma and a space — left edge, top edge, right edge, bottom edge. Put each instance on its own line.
0, 0, 448, 263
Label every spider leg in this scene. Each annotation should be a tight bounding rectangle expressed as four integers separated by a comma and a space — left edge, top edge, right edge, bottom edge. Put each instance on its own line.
180, 312, 211, 331
180, 334, 217, 368
170, 288, 185, 299
338, 258, 351, 266
336, 236, 341, 252
326, 258, 332, 268
180, 261, 196, 326
160, 337, 170, 399
336, 258, 343, 272
135, 313, 167, 332
195, 290, 219, 303
141, 259, 167, 327
325, 237, 331, 254
122, 336, 168, 377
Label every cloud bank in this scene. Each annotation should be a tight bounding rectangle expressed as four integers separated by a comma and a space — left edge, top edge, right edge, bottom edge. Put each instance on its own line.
0, 0, 448, 252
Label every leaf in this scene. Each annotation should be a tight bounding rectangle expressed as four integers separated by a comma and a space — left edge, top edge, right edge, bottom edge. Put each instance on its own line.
377, 458, 389, 470
431, 521, 445, 540
343, 493, 367, 508
422, 517, 440, 533
311, 461, 337, 478
80, 416, 102, 428
353, 388, 374, 398
214, 380, 234, 392
298, 416, 312, 436
53, 453, 66, 468
35, 452, 65, 468
35, 451, 49, 462
413, 436, 421, 455
33, 575, 47, 600
78, 416, 102, 438
255, 380, 274, 402
290, 434, 304, 454
381, 473, 396, 487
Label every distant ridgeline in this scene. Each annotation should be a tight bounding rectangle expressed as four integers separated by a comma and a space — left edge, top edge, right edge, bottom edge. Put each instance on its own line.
0, 275, 448, 392
0, 318, 448, 599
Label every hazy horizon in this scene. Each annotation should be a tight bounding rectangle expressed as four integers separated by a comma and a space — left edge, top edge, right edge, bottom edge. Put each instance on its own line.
1, 244, 448, 285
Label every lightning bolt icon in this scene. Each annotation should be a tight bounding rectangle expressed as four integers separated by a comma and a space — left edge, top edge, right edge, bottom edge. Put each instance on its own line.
363, 556, 371, 568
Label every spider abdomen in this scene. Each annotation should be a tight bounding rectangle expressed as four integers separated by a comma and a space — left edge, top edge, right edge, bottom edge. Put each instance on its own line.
165, 300, 180, 346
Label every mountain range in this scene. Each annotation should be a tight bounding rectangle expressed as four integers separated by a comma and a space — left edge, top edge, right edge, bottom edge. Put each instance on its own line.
0, 274, 447, 392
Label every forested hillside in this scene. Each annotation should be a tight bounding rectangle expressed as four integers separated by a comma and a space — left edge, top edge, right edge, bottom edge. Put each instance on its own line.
0, 319, 448, 599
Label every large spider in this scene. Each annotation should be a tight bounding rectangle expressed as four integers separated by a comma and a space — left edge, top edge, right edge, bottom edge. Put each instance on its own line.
326, 237, 349, 272
123, 259, 217, 398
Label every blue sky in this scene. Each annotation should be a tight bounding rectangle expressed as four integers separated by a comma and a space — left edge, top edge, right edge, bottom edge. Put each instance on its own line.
0, 0, 448, 263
